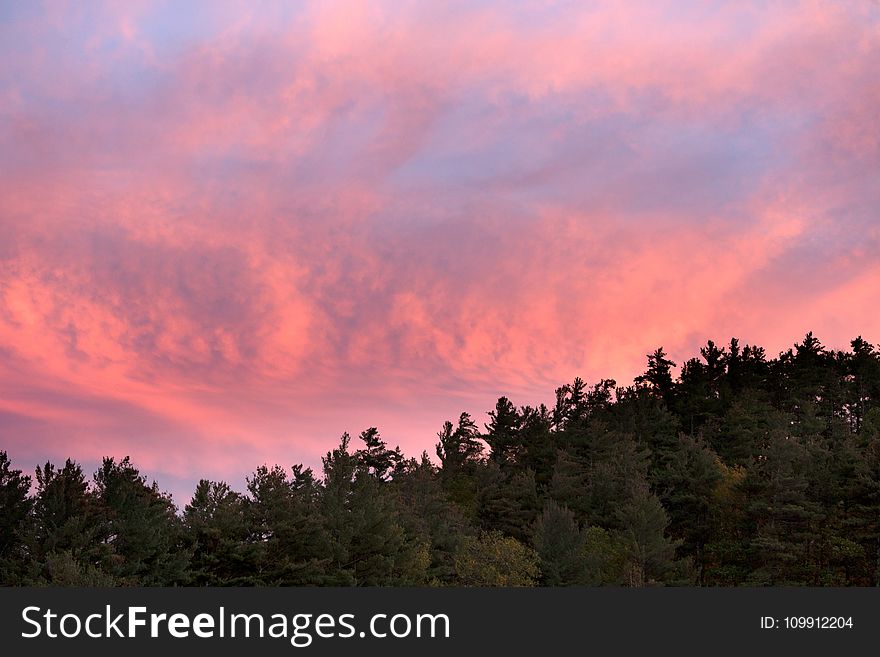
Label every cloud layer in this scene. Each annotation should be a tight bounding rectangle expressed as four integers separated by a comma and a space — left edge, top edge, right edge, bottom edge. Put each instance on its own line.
1, 1, 879, 500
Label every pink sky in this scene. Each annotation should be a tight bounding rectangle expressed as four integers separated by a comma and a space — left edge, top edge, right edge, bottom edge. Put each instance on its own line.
1, 1, 879, 502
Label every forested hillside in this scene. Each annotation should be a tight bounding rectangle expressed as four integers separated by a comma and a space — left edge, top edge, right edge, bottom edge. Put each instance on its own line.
2, 333, 879, 586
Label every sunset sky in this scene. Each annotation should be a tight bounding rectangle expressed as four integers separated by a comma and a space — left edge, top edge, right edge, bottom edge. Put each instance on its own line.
1, 1, 879, 502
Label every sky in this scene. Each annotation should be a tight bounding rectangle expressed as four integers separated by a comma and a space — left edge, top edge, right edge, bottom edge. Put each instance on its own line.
1, 0, 879, 503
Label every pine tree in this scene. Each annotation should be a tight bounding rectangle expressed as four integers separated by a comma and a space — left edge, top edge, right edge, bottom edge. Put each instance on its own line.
635, 347, 677, 404
614, 481, 683, 586
93, 457, 189, 585
391, 453, 470, 584
436, 413, 484, 514
533, 501, 588, 585
28, 459, 111, 585
356, 428, 403, 481
651, 434, 721, 580
322, 434, 426, 585
246, 463, 330, 585
484, 397, 522, 466
436, 413, 484, 470
0, 452, 32, 583
743, 434, 822, 585
479, 465, 539, 544
184, 479, 253, 585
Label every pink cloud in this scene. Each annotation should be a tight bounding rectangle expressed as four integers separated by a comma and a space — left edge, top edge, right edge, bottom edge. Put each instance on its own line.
0, 0, 878, 501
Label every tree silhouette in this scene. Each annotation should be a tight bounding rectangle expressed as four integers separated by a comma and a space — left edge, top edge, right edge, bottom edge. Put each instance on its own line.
2, 331, 880, 586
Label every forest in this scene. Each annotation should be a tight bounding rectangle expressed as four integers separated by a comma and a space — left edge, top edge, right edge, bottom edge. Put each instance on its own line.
1, 332, 879, 587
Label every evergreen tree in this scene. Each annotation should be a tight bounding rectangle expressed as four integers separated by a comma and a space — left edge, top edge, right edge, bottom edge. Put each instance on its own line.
484, 397, 522, 466
742, 434, 822, 585
391, 453, 471, 584
93, 457, 189, 585
436, 413, 484, 470
479, 465, 540, 543
614, 481, 683, 586
436, 413, 485, 514
3, 330, 879, 588
517, 404, 557, 489
635, 347, 677, 404
533, 501, 589, 585
246, 463, 329, 585
28, 459, 111, 585
652, 435, 721, 581
322, 434, 426, 585
0, 452, 32, 582
356, 428, 403, 481
184, 480, 253, 585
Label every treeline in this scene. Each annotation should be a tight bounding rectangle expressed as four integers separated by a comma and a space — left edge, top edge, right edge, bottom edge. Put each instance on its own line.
2, 332, 879, 587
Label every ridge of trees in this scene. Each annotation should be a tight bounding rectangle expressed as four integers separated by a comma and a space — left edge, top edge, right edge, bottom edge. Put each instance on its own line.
2, 333, 880, 586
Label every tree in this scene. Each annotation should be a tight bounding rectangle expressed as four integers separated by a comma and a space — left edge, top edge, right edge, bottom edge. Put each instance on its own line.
635, 347, 677, 403
246, 463, 329, 585
553, 377, 589, 430
742, 434, 822, 585
533, 501, 588, 585
436, 413, 485, 513
28, 459, 110, 585
436, 413, 484, 471
93, 457, 188, 585
578, 429, 650, 529
391, 453, 471, 584
651, 434, 722, 580
581, 526, 626, 585
184, 479, 253, 585
322, 434, 426, 585
0, 452, 32, 582
614, 482, 682, 586
356, 428, 402, 481
610, 386, 680, 478
714, 392, 787, 467
844, 337, 880, 434
516, 404, 557, 488
703, 460, 749, 586
453, 531, 539, 586
676, 340, 728, 434
484, 397, 522, 466
479, 465, 539, 543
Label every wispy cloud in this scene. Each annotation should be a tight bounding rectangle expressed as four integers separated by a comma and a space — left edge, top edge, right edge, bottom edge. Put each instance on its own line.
1, 0, 878, 500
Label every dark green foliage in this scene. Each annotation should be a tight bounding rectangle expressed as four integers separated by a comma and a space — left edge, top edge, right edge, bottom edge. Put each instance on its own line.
244, 462, 332, 585
533, 501, 590, 585
356, 428, 403, 481
436, 413, 484, 514
27, 459, 111, 585
635, 348, 677, 405
516, 405, 556, 488
184, 480, 253, 585
391, 453, 469, 584
0, 451, 32, 583
581, 526, 626, 585
742, 434, 820, 585
322, 434, 427, 585
436, 413, 484, 471
93, 457, 189, 585
2, 332, 880, 586
484, 397, 522, 466
651, 434, 721, 580
614, 482, 683, 586
479, 465, 540, 543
